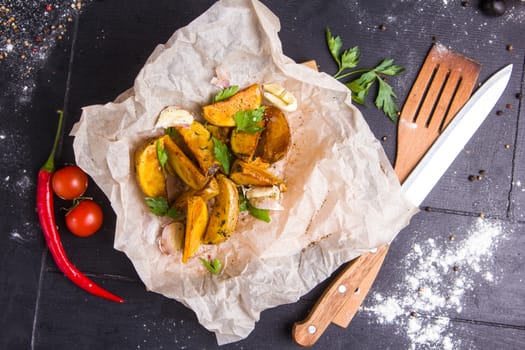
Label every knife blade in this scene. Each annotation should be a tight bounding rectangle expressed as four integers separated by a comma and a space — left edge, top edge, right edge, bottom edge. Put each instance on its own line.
292, 63, 513, 347
402, 63, 513, 206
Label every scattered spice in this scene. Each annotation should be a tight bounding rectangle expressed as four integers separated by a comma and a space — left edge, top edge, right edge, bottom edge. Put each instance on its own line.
476, 175, 482, 181
504, 144, 510, 149
381, 135, 388, 141
449, 235, 455, 241
506, 44, 513, 51
478, 169, 486, 175
479, 212, 485, 218
516, 93, 523, 100
505, 103, 512, 109
453, 265, 459, 272
379, 23, 386, 31
496, 110, 504, 116
461, 0, 470, 7
410, 311, 418, 317
468, 175, 476, 182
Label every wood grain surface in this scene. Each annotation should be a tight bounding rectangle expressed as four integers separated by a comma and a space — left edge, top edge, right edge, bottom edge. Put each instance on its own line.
0, 1, 524, 349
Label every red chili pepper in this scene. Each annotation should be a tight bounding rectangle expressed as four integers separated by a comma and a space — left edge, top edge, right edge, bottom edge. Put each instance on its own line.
36, 110, 124, 303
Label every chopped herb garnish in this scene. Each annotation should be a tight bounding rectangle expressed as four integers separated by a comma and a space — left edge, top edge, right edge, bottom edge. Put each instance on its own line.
145, 197, 180, 219
213, 85, 239, 102
212, 137, 232, 174
233, 106, 266, 134
156, 140, 168, 173
200, 257, 222, 275
239, 192, 271, 223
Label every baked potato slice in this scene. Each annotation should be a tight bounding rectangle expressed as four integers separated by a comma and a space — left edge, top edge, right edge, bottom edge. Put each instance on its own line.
230, 118, 265, 160
202, 84, 262, 127
230, 159, 286, 191
204, 174, 239, 244
257, 106, 291, 163
161, 135, 209, 190
134, 137, 167, 198
175, 121, 221, 176
173, 176, 220, 212
205, 124, 231, 144
182, 196, 209, 263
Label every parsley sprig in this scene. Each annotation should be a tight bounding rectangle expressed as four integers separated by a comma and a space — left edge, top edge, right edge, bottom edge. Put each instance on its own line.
145, 197, 180, 219
199, 257, 222, 275
233, 106, 266, 133
325, 27, 405, 122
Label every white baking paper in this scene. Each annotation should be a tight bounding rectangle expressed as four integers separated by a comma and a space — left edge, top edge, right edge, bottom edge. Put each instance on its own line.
71, 0, 417, 345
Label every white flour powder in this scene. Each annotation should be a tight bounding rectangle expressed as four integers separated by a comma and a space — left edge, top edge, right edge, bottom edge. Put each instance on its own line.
363, 217, 508, 350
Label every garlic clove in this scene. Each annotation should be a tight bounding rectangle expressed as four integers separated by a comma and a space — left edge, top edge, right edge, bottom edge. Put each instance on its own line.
156, 107, 194, 128
262, 83, 298, 112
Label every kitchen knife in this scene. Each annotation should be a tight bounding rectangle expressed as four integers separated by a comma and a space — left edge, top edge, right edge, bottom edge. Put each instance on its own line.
293, 63, 513, 347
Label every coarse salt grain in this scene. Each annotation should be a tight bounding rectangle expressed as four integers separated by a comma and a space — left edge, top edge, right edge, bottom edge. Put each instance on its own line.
363, 218, 508, 349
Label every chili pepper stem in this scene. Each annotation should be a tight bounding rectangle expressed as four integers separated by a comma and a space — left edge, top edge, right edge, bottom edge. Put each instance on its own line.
41, 110, 64, 172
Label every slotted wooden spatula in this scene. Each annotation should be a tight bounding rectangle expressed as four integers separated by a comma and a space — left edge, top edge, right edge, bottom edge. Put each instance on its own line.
293, 44, 481, 347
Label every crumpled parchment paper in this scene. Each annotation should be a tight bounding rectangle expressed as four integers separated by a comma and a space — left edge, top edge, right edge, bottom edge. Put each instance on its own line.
71, 0, 417, 345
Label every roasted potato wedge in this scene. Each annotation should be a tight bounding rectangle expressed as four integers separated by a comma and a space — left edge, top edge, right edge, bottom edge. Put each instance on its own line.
162, 135, 209, 190
182, 196, 209, 263
202, 84, 262, 126
173, 176, 220, 212
230, 122, 265, 161
204, 174, 239, 244
257, 106, 291, 163
230, 159, 286, 191
175, 121, 221, 176
205, 124, 231, 144
134, 138, 167, 198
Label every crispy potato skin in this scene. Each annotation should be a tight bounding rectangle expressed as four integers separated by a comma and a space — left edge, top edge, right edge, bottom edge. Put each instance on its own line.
175, 121, 221, 176
182, 196, 209, 263
204, 174, 240, 244
229, 159, 286, 191
134, 138, 166, 198
162, 135, 209, 190
202, 84, 262, 126
257, 106, 291, 163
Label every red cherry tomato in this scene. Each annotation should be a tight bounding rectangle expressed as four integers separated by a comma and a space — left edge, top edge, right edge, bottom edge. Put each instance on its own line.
66, 199, 104, 237
52, 165, 89, 200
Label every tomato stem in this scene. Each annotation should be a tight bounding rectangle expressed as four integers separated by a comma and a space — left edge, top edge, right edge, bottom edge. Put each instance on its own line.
41, 110, 65, 172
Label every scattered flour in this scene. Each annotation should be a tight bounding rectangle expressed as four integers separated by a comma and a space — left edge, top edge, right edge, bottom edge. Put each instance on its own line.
364, 218, 509, 349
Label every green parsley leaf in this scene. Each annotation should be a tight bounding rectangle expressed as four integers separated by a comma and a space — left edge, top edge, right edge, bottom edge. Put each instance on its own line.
375, 78, 399, 122
340, 46, 360, 71
212, 137, 232, 174
199, 257, 222, 275
247, 203, 271, 223
156, 140, 168, 172
346, 71, 376, 105
145, 197, 169, 216
325, 27, 342, 67
145, 197, 180, 219
374, 58, 405, 76
239, 192, 271, 223
213, 85, 239, 103
233, 106, 266, 134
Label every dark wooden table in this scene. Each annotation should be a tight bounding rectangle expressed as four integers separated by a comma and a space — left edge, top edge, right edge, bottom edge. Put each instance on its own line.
1, 1, 524, 349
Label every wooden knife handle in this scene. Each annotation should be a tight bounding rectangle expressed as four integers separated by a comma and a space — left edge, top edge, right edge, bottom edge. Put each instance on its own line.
292, 245, 389, 347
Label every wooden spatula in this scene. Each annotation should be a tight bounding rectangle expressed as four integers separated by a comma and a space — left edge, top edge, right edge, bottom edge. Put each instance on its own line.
293, 44, 481, 347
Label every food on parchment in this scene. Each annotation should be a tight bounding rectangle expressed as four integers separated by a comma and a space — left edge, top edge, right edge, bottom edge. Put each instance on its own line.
134, 83, 296, 265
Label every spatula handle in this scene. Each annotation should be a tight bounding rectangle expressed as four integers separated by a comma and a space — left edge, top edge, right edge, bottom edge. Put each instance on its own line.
292, 245, 389, 347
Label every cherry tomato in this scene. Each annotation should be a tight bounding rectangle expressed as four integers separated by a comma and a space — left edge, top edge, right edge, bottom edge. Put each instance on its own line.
52, 165, 89, 200
66, 199, 103, 237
